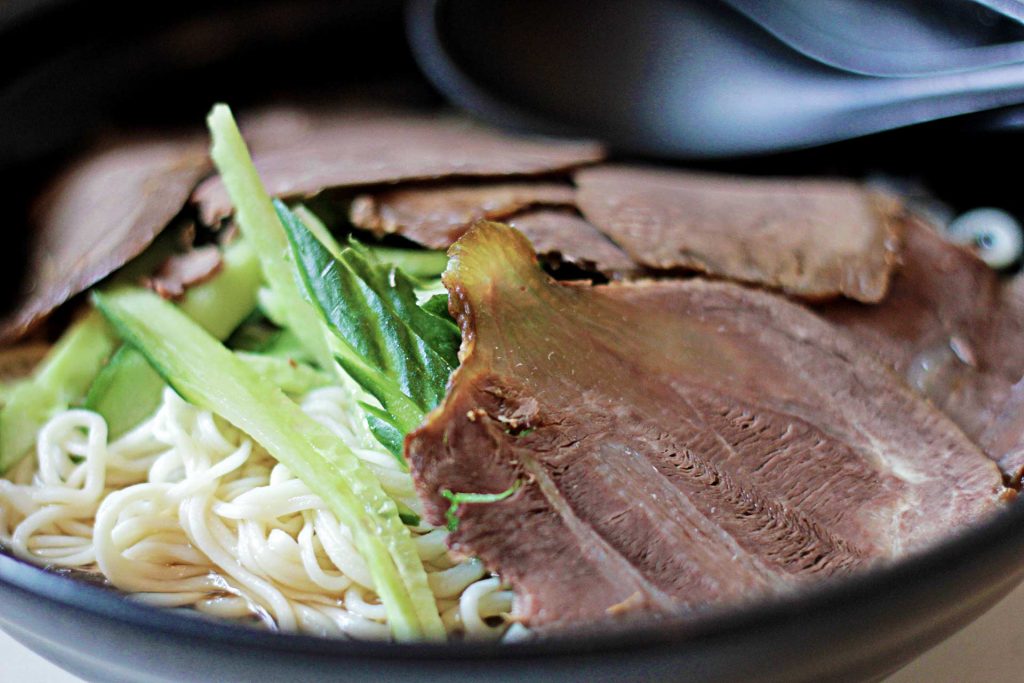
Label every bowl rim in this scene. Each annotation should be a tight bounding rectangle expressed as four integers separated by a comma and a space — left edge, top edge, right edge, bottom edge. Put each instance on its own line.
3, 489, 1024, 660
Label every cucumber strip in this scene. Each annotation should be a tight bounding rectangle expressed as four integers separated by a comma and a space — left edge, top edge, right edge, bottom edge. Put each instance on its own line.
179, 239, 263, 339
293, 204, 344, 259
85, 347, 164, 437
369, 246, 449, 280
94, 287, 444, 641
207, 105, 333, 372
234, 352, 331, 395
259, 329, 315, 364
86, 239, 261, 438
0, 310, 117, 472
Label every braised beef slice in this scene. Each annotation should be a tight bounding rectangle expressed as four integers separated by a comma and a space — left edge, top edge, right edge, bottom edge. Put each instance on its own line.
350, 182, 576, 247
971, 275, 1024, 484
143, 245, 223, 300
979, 379, 1024, 485
819, 217, 1021, 454
407, 222, 1005, 631
193, 107, 604, 225
0, 136, 211, 342
507, 209, 638, 278
349, 178, 638, 277
574, 165, 901, 303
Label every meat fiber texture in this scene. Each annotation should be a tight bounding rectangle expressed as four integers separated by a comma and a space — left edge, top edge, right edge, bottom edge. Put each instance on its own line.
1, 135, 211, 342
407, 222, 1008, 631
575, 165, 902, 302
820, 218, 1024, 480
350, 181, 637, 278
193, 107, 604, 225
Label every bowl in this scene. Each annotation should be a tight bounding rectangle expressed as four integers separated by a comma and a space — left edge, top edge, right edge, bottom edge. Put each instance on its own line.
3, 3, 1024, 681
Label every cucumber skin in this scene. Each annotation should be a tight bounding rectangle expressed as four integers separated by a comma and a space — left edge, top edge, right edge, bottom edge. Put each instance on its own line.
0, 311, 117, 473
85, 239, 261, 438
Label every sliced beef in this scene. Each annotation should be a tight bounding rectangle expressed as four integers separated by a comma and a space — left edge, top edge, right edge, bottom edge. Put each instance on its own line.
984, 273, 1024, 388
574, 165, 901, 303
971, 274, 1024, 484
0, 135, 211, 342
349, 182, 576, 247
143, 245, 223, 300
979, 379, 1024, 485
349, 179, 638, 278
407, 222, 1006, 631
507, 210, 638, 278
193, 107, 604, 225
819, 217, 1017, 450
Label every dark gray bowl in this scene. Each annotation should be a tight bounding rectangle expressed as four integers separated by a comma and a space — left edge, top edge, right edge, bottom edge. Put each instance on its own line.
3, 498, 1024, 683
3, 3, 1024, 682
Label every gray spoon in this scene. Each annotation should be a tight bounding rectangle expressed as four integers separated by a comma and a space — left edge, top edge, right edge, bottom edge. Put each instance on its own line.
406, 0, 1024, 157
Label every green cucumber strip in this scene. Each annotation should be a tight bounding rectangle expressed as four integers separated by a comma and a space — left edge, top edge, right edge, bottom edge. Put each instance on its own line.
369, 246, 449, 280
86, 239, 261, 438
207, 104, 333, 372
259, 329, 315, 364
85, 347, 164, 437
0, 310, 117, 472
234, 352, 331, 395
179, 239, 262, 339
94, 287, 444, 641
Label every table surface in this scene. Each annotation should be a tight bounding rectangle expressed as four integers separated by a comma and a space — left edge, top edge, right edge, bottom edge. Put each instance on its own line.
3, 581, 1023, 682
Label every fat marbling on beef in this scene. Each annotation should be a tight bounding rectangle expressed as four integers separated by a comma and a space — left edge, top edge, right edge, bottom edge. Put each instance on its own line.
406, 222, 1007, 631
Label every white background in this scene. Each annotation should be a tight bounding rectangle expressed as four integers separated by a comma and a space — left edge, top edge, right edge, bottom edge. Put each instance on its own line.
2, 581, 1023, 682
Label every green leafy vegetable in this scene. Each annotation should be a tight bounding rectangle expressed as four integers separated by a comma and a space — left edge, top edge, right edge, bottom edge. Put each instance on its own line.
420, 293, 453, 321
294, 202, 448, 282
440, 481, 523, 532
94, 286, 444, 642
280, 204, 459, 448
0, 311, 117, 472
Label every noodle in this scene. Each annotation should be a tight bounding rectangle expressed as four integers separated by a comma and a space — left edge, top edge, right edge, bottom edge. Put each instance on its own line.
0, 386, 514, 640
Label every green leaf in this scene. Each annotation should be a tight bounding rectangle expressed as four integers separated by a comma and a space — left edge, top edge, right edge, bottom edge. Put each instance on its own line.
292, 204, 344, 259
279, 203, 459, 434
360, 402, 405, 462
440, 481, 522, 532
420, 293, 452, 323
94, 286, 444, 642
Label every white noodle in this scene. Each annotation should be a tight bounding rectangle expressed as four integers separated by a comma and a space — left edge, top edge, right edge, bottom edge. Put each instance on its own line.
0, 386, 515, 640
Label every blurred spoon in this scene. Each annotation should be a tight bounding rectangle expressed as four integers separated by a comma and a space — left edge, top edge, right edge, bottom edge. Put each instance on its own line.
407, 0, 1024, 157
